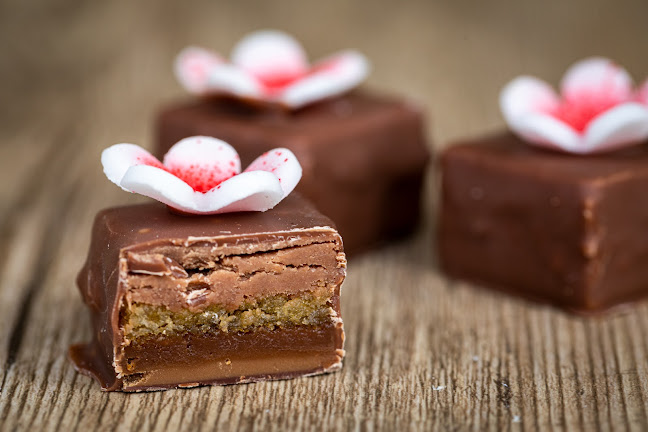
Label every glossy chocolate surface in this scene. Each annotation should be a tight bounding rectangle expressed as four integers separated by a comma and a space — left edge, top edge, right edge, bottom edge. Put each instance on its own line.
438, 132, 648, 313
69, 193, 346, 391
155, 91, 430, 254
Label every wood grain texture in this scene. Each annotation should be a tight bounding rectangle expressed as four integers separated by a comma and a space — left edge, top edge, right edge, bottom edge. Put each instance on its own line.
2, 0, 648, 430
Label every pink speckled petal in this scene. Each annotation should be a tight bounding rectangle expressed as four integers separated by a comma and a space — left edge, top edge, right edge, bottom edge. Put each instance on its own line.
175, 46, 224, 94
560, 57, 633, 105
583, 103, 648, 153
231, 30, 308, 82
280, 50, 370, 108
162, 136, 241, 193
245, 148, 302, 197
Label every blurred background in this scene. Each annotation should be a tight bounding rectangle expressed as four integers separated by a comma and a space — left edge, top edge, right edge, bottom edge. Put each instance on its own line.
2, 0, 647, 214
1, 0, 647, 217
2, 0, 648, 149
1, 0, 648, 232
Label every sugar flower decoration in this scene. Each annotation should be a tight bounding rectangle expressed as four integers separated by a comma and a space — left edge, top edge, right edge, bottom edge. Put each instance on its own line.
175, 30, 370, 109
500, 57, 648, 154
102, 136, 302, 214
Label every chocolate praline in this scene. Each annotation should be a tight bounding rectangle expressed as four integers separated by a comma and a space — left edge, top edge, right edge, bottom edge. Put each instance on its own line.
69, 193, 346, 391
438, 131, 648, 313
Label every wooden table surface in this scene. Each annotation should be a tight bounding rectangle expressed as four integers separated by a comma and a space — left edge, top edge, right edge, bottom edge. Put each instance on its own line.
2, 1, 648, 430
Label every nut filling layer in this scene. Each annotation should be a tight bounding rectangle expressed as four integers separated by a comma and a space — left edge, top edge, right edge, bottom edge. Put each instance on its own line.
122, 292, 335, 341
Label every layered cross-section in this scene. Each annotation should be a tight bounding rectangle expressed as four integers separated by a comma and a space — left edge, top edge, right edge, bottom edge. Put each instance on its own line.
69, 193, 345, 391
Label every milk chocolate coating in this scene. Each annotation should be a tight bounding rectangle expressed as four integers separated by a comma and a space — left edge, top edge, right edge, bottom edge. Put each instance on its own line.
438, 132, 648, 313
69, 193, 346, 391
155, 91, 430, 255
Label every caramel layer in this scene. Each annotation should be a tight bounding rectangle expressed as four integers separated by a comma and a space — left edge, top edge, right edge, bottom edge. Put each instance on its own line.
120, 323, 344, 390
124, 351, 343, 391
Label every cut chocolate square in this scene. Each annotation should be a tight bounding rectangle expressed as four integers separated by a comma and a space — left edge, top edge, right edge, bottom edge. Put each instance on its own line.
155, 92, 430, 254
438, 132, 648, 313
69, 193, 346, 391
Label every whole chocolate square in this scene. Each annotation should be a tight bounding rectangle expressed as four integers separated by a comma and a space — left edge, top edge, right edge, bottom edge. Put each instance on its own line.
438, 132, 648, 313
155, 92, 430, 254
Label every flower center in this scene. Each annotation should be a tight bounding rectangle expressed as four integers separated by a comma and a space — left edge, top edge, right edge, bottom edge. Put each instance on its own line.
257, 71, 304, 94
253, 59, 342, 96
167, 165, 235, 193
550, 97, 620, 133
137, 157, 237, 193
549, 65, 632, 133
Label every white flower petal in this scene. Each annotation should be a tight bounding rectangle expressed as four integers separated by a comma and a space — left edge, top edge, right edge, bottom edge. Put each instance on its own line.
231, 30, 308, 80
101, 144, 162, 192
175, 46, 224, 94
507, 112, 581, 153
560, 57, 633, 103
163, 136, 241, 189
198, 171, 284, 214
120, 165, 198, 212
280, 50, 370, 108
583, 103, 648, 153
500, 76, 559, 121
244, 148, 302, 197
207, 63, 264, 99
